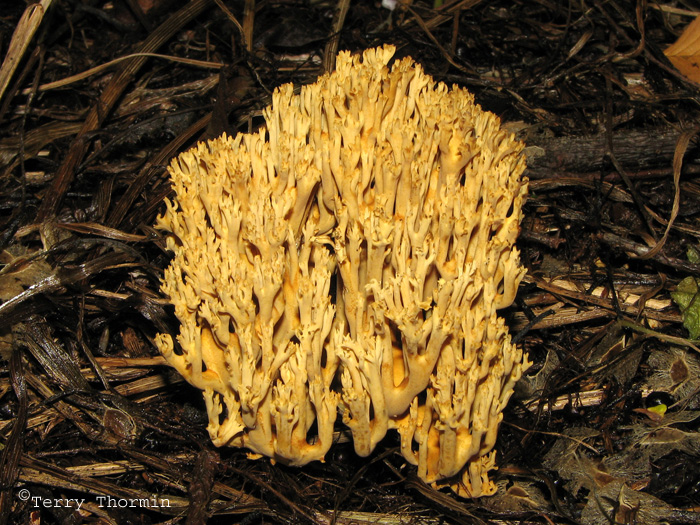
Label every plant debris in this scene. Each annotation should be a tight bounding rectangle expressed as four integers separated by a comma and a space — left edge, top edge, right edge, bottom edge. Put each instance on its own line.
1, 1, 700, 524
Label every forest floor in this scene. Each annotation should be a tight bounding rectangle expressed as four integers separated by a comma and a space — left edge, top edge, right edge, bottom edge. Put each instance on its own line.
1, 1, 700, 524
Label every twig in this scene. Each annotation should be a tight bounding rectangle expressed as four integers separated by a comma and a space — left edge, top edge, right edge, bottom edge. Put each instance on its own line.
323, 0, 351, 73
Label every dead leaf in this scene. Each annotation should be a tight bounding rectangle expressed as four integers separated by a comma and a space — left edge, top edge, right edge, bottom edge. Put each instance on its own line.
483, 480, 551, 513
0, 248, 52, 360
665, 16, 700, 85
646, 347, 700, 409
581, 480, 696, 525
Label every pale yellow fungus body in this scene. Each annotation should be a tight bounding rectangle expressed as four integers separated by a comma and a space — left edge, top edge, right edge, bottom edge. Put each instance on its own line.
156, 45, 530, 497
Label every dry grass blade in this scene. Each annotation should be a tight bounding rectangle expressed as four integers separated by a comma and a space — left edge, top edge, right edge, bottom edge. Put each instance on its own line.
36, 0, 215, 221
402, 2, 474, 74
0, 0, 53, 106
0, 121, 82, 171
601, 232, 700, 273
407, 0, 483, 31
243, 0, 255, 52
107, 113, 212, 229
30, 53, 223, 93
0, 353, 28, 525
22, 316, 90, 391
319, 511, 441, 524
54, 223, 147, 242
0, 251, 135, 321
640, 128, 698, 259
213, 0, 247, 48
323, 0, 351, 72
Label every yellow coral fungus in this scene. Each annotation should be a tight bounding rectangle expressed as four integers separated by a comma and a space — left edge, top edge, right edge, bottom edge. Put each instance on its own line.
155, 44, 530, 497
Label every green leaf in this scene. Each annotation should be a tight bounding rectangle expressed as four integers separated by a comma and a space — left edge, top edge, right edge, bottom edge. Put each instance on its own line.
671, 276, 700, 339
688, 246, 700, 264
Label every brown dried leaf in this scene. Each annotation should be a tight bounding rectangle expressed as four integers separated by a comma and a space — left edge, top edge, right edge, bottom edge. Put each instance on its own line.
665, 16, 700, 85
